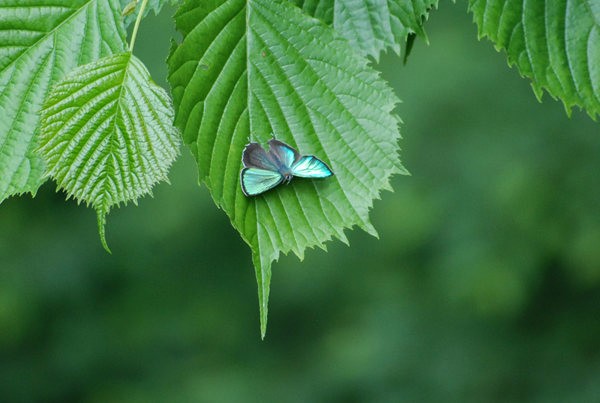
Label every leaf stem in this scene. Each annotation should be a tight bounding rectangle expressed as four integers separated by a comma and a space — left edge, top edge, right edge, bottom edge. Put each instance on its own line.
129, 0, 149, 52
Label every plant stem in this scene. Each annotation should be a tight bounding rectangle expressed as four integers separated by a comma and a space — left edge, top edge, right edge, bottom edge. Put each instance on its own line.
129, 0, 149, 52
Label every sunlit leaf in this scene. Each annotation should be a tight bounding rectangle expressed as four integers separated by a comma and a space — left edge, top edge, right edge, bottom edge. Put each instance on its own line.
39, 52, 181, 251
469, 0, 600, 118
0, 0, 127, 203
168, 0, 405, 336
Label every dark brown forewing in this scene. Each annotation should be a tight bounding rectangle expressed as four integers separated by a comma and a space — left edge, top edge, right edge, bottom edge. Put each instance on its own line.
267, 139, 300, 168
242, 143, 279, 170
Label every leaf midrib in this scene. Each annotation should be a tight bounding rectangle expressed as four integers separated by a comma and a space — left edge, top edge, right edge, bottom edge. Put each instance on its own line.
99, 52, 132, 210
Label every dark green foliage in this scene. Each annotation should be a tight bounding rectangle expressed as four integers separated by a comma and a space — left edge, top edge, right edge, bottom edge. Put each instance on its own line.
3, 0, 598, 337
1, 5, 600, 401
469, 0, 600, 118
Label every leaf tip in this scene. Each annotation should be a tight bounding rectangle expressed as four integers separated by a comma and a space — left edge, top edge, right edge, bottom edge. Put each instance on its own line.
338, 231, 350, 246
97, 208, 112, 254
259, 291, 269, 339
253, 252, 272, 339
363, 221, 379, 239
260, 319, 268, 340
530, 83, 544, 103
563, 103, 574, 119
398, 165, 411, 176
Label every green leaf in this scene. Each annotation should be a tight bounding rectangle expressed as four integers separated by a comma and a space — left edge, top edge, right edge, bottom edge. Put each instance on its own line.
294, 0, 438, 60
0, 0, 127, 203
168, 0, 405, 337
293, 0, 334, 21
468, 0, 600, 119
38, 52, 181, 251
122, 1, 138, 17
120, 0, 180, 26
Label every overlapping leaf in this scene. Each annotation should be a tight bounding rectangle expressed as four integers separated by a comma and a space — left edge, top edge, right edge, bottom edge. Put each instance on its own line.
0, 0, 126, 203
294, 0, 438, 60
168, 0, 405, 336
120, 0, 180, 26
469, 0, 600, 118
38, 52, 181, 250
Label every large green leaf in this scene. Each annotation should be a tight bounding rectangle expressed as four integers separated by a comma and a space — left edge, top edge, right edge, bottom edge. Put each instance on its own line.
294, 0, 439, 60
0, 0, 127, 203
469, 0, 600, 118
168, 0, 405, 336
38, 52, 181, 250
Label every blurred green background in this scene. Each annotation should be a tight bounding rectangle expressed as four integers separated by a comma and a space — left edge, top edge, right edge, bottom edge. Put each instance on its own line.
2, 3, 600, 402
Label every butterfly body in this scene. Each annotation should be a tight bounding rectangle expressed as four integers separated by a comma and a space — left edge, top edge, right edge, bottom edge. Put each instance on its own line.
240, 139, 333, 196
277, 166, 293, 182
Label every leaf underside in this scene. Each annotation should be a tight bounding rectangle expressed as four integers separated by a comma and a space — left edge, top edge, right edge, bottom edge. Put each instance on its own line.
38, 52, 181, 250
294, 0, 439, 60
468, 0, 600, 119
168, 0, 404, 336
0, 0, 127, 203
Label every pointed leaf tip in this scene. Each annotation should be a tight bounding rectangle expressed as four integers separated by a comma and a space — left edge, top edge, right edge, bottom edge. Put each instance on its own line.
97, 209, 112, 254
253, 252, 272, 338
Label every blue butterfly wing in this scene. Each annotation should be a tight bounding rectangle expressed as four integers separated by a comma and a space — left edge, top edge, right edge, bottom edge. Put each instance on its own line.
241, 167, 284, 196
242, 143, 279, 170
268, 139, 299, 169
291, 155, 333, 178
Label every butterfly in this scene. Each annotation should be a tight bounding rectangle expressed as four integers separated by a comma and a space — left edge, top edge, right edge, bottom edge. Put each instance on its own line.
240, 139, 334, 196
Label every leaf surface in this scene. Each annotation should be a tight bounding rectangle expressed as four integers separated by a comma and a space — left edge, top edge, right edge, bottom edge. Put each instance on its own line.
0, 0, 127, 202
469, 0, 600, 118
39, 52, 181, 250
168, 0, 405, 336
294, 0, 438, 60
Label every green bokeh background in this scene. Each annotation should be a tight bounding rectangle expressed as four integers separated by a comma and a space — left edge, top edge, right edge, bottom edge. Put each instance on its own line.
2, 4, 600, 402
